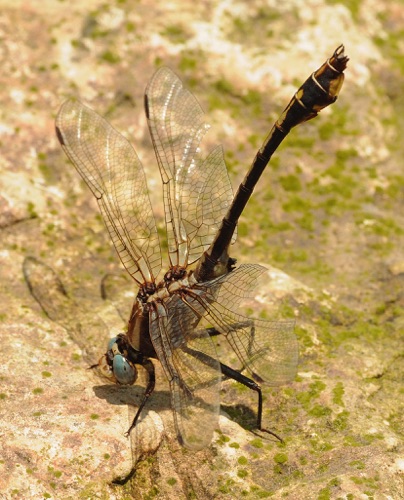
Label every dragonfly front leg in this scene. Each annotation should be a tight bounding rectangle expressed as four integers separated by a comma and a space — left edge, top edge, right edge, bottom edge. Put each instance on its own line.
124, 358, 156, 437
111, 358, 156, 486
96, 333, 157, 437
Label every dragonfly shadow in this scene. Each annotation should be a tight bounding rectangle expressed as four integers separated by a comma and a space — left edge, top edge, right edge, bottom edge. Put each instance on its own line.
92, 384, 172, 414
221, 403, 261, 431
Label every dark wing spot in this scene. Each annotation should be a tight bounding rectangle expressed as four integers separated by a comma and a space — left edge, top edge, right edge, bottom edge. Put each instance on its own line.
144, 94, 150, 119
55, 125, 65, 145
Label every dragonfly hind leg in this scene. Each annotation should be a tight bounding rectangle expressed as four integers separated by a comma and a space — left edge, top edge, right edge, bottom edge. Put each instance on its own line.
219, 362, 284, 443
205, 319, 257, 375
184, 336, 284, 443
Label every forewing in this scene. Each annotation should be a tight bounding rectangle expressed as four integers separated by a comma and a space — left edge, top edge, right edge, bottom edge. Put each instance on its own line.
145, 67, 235, 268
55, 99, 161, 285
197, 264, 298, 385
23, 256, 109, 365
100, 272, 136, 322
149, 298, 221, 450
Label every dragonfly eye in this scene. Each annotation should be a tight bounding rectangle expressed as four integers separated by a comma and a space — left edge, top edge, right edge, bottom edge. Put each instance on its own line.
112, 354, 137, 385
107, 336, 119, 352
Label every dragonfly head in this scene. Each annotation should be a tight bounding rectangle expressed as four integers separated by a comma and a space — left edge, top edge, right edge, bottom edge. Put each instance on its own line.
96, 335, 138, 385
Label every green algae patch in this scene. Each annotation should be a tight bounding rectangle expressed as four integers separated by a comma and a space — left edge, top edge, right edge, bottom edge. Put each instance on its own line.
332, 382, 345, 407
296, 380, 327, 409
273, 452, 288, 464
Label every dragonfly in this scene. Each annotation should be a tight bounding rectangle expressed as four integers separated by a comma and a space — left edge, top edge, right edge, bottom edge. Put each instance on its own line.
52, 45, 348, 457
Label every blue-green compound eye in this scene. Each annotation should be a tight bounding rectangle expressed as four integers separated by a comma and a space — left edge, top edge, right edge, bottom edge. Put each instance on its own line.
112, 354, 137, 385
107, 336, 118, 352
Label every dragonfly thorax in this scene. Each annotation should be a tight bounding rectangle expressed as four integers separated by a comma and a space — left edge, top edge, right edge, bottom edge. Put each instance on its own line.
146, 267, 195, 303
137, 281, 157, 303
164, 265, 187, 283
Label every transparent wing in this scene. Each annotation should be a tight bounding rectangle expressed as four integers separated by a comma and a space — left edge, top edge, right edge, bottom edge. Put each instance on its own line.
149, 298, 221, 450
55, 99, 161, 285
22, 256, 110, 365
100, 272, 136, 322
145, 67, 235, 268
196, 264, 298, 385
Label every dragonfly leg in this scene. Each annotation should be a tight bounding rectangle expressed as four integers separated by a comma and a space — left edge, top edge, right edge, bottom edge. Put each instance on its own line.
125, 358, 156, 437
219, 362, 284, 443
110, 359, 155, 486
182, 344, 283, 442
205, 319, 256, 372
204, 320, 253, 339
